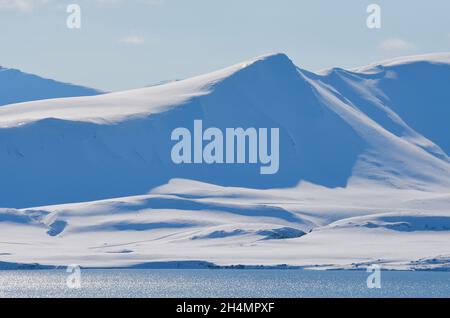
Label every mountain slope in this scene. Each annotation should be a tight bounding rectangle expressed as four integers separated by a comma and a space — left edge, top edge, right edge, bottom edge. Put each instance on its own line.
321, 54, 450, 159
0, 66, 102, 107
0, 53, 449, 208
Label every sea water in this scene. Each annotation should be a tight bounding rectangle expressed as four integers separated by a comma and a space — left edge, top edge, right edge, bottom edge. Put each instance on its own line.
0, 269, 449, 298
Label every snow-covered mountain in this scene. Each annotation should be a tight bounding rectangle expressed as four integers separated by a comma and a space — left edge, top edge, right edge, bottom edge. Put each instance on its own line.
1, 53, 449, 208
0, 66, 102, 107
0, 53, 449, 270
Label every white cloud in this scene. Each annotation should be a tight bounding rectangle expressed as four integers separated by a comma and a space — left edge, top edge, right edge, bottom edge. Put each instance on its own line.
379, 38, 414, 51
0, 0, 49, 12
119, 35, 145, 45
96, 0, 164, 5
0, 0, 162, 12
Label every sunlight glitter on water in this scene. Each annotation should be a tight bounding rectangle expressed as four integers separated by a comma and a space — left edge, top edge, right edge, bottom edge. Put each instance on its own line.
1, 269, 450, 298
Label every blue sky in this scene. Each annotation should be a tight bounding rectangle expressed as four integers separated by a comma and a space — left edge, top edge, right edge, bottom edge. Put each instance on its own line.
1, 0, 450, 91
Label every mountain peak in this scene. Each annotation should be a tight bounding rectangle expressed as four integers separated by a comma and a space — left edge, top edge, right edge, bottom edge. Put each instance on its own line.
253, 52, 292, 62
241, 53, 296, 70
352, 52, 450, 73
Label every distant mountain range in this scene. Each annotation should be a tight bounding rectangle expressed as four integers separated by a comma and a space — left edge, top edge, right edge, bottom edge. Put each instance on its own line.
0, 53, 449, 270
0, 66, 102, 107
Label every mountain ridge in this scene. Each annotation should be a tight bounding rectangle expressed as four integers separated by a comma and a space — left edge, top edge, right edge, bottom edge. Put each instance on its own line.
0, 66, 103, 107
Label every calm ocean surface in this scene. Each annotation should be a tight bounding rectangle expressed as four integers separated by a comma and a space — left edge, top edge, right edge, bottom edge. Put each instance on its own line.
0, 269, 449, 298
